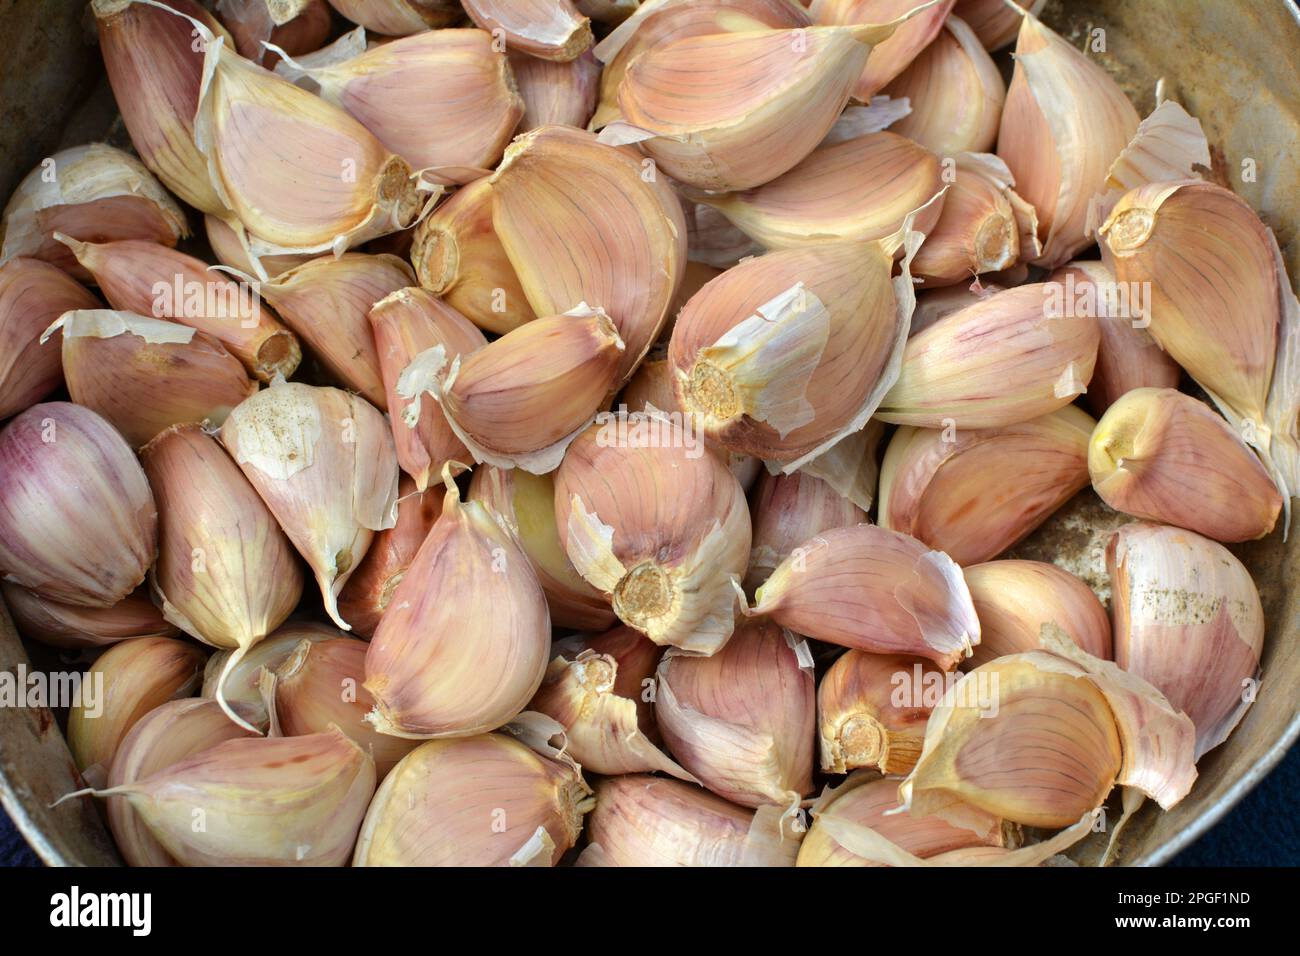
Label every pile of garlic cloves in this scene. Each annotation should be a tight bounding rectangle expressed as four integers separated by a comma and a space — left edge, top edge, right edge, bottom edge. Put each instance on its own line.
0, 0, 1295, 868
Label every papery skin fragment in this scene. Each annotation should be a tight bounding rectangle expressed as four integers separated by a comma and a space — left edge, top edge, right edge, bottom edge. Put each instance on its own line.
818, 651, 939, 775
325, 0, 461, 36
202, 622, 342, 731
217, 0, 332, 69
745, 470, 867, 592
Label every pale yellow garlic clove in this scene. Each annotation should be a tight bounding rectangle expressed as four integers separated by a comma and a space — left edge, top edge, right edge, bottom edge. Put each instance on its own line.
0, 144, 189, 281
410, 177, 537, 336
876, 405, 1095, 565
797, 772, 1013, 867
47, 310, 257, 448
262, 254, 415, 409
220, 382, 399, 631
0, 403, 157, 608
275, 29, 524, 178
83, 727, 375, 866
202, 622, 342, 730
468, 466, 615, 631
554, 419, 751, 655
910, 153, 1024, 287
57, 236, 302, 383
882, 16, 1004, 156
217, 0, 331, 68
953, 0, 1044, 50
810, 0, 955, 100
106, 698, 255, 867
363, 471, 551, 738
748, 524, 979, 670
490, 126, 687, 383
407, 305, 625, 474
204, 214, 310, 281
877, 283, 1100, 428
0, 583, 176, 650
354, 731, 592, 866
528, 626, 691, 778
745, 470, 867, 592
462, 0, 593, 61
818, 651, 940, 775
963, 560, 1112, 668
1090, 388, 1282, 542
511, 50, 601, 132
580, 774, 801, 867
67, 636, 208, 779
0, 257, 100, 419
337, 476, 443, 638
369, 288, 485, 488
656, 620, 815, 809
1047, 261, 1180, 415
996, 14, 1139, 268
692, 131, 944, 250
325, 0, 460, 34
1109, 522, 1265, 759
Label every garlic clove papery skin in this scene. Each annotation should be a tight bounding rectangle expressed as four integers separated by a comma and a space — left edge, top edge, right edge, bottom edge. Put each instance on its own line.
219, 382, 399, 631
217, 0, 332, 69
810, 0, 956, 101
0, 583, 176, 650
817, 651, 941, 775
461, 0, 594, 62
202, 622, 343, 731
0, 402, 157, 608
204, 213, 311, 281
353, 732, 592, 866
745, 470, 867, 593
510, 50, 601, 132
324, 0, 461, 36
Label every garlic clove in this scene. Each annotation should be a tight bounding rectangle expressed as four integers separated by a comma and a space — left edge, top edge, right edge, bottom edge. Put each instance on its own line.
217, 0, 332, 69
952, 0, 1044, 50
204, 213, 310, 282
262, 253, 416, 409
490, 126, 687, 383
220, 382, 399, 631
882, 15, 1004, 156
202, 622, 342, 730
1109, 522, 1265, 759
0, 402, 157, 608
745, 470, 867, 592
0, 144, 189, 281
468, 466, 615, 631
810, 0, 955, 100
353, 731, 592, 866
910, 279, 1001, 337
876, 405, 1095, 565
910, 153, 1025, 287
462, 0, 594, 62
963, 560, 1112, 668
1090, 388, 1283, 542
554, 419, 752, 655
363, 470, 551, 738
324, 0, 461, 35
996, 14, 1139, 268
410, 177, 537, 336
0, 583, 176, 650
656, 620, 816, 809
692, 131, 944, 250
511, 50, 601, 132
0, 257, 100, 419
107, 697, 256, 867
877, 283, 1100, 428
67, 636, 208, 781
750, 524, 978, 669
47, 310, 257, 448
578, 0, 638, 24
818, 651, 941, 775
581, 774, 801, 867
369, 288, 486, 488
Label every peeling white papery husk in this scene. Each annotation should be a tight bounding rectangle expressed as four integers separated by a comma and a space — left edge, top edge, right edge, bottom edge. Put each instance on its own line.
202, 621, 341, 730
876, 405, 1095, 565
69, 727, 376, 866
745, 470, 867, 592
529, 626, 691, 778
794, 418, 886, 513
354, 730, 592, 866
220, 382, 399, 631
511, 50, 601, 132
402, 304, 625, 474
468, 466, 615, 631
45, 310, 256, 448
882, 15, 1004, 156
797, 772, 1014, 866
0, 257, 100, 419
963, 560, 1112, 669
1108, 522, 1265, 760
579, 774, 801, 867
57, 235, 301, 382
810, 0, 955, 100
261, 253, 415, 409
747, 524, 979, 670
877, 282, 1100, 428
818, 651, 941, 775
0, 402, 157, 608
217, 0, 331, 68
369, 288, 485, 488
363, 468, 551, 738
0, 143, 188, 281
490, 126, 687, 383
996, 14, 1139, 268
204, 213, 310, 281
953, 0, 1044, 50
683, 201, 765, 270
656, 620, 814, 810
273, 29, 524, 180
324, 0, 461, 35
461, 0, 593, 61
0, 582, 175, 650
554, 420, 751, 655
